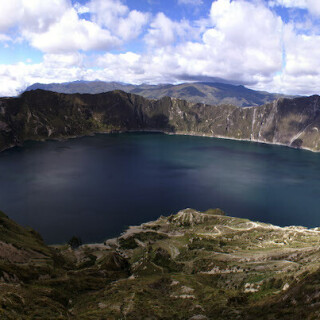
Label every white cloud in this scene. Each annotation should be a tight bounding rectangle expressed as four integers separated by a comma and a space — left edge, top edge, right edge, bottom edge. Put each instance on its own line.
43, 53, 85, 68
250, 22, 320, 95
0, 34, 11, 42
284, 23, 320, 77
269, 0, 307, 8
0, 62, 87, 97
0, 0, 22, 32
88, 0, 149, 40
269, 0, 320, 16
96, 52, 143, 80
145, 13, 176, 47
142, 0, 283, 86
74, 2, 90, 14
117, 10, 150, 41
24, 8, 120, 53
89, 0, 128, 26
145, 13, 199, 47
134, 0, 284, 85
20, 0, 71, 32
96, 0, 296, 92
0, 0, 148, 54
304, 0, 320, 16
0, 0, 70, 33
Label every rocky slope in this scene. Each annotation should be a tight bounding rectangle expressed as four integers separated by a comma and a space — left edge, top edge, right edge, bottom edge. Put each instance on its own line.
0, 89, 319, 152
25, 81, 291, 107
1, 208, 320, 319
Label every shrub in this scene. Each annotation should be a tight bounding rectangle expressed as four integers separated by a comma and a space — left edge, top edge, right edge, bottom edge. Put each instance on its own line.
68, 236, 82, 249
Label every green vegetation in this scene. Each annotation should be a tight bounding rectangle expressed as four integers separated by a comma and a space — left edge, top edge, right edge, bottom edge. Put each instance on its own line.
68, 236, 82, 249
1, 208, 320, 318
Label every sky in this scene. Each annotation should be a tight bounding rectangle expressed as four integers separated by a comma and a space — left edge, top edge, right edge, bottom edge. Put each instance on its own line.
1, 0, 320, 97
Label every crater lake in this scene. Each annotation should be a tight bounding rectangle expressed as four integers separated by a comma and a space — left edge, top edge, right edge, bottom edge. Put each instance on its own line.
0, 132, 319, 244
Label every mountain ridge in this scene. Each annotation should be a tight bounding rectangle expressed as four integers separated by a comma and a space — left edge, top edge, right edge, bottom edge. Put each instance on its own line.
0, 89, 319, 152
25, 81, 293, 107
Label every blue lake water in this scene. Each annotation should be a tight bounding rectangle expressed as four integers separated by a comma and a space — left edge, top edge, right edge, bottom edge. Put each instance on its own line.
0, 133, 319, 244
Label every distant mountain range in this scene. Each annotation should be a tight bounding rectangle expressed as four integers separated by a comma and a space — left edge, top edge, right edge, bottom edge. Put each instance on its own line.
25, 81, 293, 107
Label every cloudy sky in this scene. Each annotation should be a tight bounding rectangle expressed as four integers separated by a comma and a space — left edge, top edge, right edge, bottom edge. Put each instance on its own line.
0, 0, 320, 97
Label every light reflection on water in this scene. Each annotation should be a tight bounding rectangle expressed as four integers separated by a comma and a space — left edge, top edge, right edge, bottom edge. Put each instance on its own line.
0, 133, 319, 244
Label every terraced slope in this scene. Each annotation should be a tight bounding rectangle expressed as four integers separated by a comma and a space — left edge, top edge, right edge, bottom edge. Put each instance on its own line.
2, 208, 320, 319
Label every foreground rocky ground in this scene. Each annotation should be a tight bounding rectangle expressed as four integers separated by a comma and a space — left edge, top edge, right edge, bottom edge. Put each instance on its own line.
1, 208, 320, 319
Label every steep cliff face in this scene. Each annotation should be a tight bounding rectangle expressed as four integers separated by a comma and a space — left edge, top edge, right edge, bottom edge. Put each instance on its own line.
0, 89, 320, 152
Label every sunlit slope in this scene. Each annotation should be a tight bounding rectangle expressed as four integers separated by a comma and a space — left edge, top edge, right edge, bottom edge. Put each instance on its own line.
1, 208, 320, 319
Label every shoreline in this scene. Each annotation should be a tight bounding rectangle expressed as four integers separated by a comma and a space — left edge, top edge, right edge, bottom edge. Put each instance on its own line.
88, 129, 320, 154
165, 130, 317, 153
49, 209, 320, 247
3, 128, 315, 154
124, 129, 317, 153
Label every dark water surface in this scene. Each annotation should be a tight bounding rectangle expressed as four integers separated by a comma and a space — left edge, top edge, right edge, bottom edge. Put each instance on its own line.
1, 133, 319, 244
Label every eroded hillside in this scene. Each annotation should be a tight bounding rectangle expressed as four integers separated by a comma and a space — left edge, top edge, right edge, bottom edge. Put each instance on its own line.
1, 208, 320, 319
